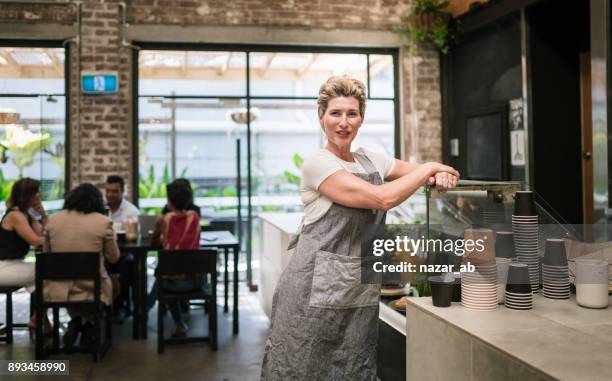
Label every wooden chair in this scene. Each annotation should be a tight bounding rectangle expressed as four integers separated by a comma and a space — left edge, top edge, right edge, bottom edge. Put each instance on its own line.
157, 249, 217, 353
0, 286, 31, 344
35, 252, 112, 361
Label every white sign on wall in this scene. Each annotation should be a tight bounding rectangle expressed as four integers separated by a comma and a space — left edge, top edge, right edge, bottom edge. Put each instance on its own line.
510, 129, 525, 166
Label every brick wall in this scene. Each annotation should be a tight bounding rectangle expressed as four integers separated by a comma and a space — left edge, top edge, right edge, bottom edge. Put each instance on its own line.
127, 0, 405, 29
75, 1, 132, 188
403, 47, 442, 163
0, 0, 443, 195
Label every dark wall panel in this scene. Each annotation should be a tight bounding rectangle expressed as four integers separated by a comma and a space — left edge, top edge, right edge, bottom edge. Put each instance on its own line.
528, 0, 588, 224
444, 15, 522, 180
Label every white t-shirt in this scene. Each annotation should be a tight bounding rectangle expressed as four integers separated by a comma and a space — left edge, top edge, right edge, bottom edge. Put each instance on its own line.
110, 198, 139, 225
300, 148, 396, 225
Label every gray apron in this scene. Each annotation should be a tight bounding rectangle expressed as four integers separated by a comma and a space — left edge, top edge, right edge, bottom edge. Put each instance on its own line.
261, 151, 386, 381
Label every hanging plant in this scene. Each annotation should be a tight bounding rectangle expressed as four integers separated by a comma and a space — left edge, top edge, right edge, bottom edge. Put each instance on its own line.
397, 0, 453, 54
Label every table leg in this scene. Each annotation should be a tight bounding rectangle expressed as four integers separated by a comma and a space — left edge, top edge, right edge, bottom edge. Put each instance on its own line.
132, 250, 140, 340
224, 248, 229, 313
141, 249, 148, 340
233, 244, 239, 335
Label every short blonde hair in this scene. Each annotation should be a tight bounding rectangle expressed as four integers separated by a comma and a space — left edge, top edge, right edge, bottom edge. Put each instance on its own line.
317, 76, 367, 119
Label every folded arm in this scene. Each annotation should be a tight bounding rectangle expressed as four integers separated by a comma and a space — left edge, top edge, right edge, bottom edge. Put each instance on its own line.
318, 162, 459, 211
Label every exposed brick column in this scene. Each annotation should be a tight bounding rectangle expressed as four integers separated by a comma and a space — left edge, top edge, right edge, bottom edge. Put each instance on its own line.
73, 0, 132, 192
402, 46, 443, 163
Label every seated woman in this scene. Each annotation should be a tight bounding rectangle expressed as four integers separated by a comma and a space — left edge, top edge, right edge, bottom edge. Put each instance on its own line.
147, 181, 202, 337
0, 178, 48, 336
161, 178, 201, 217
44, 183, 120, 349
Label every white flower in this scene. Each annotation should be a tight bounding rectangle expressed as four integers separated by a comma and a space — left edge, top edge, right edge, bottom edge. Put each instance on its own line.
1, 124, 49, 149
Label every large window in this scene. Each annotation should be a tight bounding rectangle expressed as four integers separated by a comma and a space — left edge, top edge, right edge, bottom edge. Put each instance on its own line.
0, 46, 67, 213
136, 45, 398, 282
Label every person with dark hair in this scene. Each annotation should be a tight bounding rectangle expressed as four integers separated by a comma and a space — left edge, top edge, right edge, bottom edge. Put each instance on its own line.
147, 181, 202, 337
161, 178, 200, 217
44, 183, 120, 350
0, 178, 45, 287
0, 178, 48, 336
105, 175, 138, 320
105, 175, 139, 224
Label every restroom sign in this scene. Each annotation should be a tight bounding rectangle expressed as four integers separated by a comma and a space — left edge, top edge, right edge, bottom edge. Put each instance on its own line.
81, 71, 118, 94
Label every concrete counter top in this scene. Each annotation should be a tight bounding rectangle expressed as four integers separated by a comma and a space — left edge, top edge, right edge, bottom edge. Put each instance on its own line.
406, 295, 612, 381
258, 212, 302, 235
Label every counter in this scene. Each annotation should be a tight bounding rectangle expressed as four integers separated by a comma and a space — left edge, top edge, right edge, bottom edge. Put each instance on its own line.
406, 295, 612, 381
258, 212, 301, 318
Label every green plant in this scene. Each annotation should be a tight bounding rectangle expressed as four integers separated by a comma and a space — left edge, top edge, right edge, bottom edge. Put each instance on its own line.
0, 169, 14, 202
283, 153, 304, 186
260, 204, 283, 212
141, 207, 163, 215
414, 278, 431, 297
397, 0, 452, 54
221, 186, 237, 197
138, 163, 189, 199
413, 0, 447, 13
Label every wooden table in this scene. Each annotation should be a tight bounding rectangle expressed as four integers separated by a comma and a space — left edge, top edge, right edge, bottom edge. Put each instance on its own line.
118, 230, 240, 340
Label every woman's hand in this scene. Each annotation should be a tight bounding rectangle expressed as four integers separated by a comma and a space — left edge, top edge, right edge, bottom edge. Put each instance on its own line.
424, 162, 459, 189
31, 196, 48, 224
424, 162, 460, 177
432, 171, 459, 189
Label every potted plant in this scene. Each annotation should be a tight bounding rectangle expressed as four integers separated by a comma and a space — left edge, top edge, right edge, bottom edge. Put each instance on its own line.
397, 0, 453, 54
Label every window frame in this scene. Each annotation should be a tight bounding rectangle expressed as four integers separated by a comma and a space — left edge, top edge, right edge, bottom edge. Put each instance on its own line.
0, 39, 70, 198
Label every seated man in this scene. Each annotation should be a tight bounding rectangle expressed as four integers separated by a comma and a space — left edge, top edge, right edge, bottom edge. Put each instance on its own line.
105, 175, 139, 225
104, 175, 139, 319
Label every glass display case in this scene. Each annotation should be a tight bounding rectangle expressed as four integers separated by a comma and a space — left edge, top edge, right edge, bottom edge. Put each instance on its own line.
382, 180, 610, 297
425, 180, 581, 255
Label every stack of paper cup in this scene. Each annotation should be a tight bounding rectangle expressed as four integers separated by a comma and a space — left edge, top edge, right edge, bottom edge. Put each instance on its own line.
461, 228, 497, 311
512, 191, 539, 292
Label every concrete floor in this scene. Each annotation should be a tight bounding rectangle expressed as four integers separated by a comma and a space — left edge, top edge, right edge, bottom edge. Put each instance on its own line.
0, 284, 270, 381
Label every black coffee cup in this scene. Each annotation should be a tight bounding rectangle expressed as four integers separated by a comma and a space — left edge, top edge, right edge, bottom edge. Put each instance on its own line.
451, 274, 462, 302
495, 231, 516, 259
117, 231, 126, 243
505, 263, 532, 293
513, 191, 537, 216
429, 276, 454, 307
543, 238, 568, 267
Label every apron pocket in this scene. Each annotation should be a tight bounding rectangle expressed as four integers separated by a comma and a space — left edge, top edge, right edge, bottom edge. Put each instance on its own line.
309, 250, 379, 309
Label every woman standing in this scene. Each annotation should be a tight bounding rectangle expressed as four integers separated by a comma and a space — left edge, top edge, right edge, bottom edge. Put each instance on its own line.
261, 76, 459, 380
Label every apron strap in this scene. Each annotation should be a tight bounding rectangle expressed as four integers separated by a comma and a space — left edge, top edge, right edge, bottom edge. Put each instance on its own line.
354, 151, 383, 185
